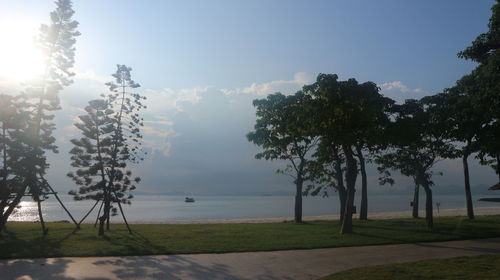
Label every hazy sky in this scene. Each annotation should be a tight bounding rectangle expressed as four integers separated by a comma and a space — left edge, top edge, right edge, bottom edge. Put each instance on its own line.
0, 0, 497, 197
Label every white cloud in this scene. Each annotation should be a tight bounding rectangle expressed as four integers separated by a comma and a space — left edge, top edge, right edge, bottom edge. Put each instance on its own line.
220, 72, 310, 96
141, 117, 180, 158
379, 81, 428, 95
144, 86, 210, 113
75, 69, 109, 84
142, 125, 178, 139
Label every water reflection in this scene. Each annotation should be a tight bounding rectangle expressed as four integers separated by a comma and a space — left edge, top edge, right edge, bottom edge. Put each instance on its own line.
9, 201, 39, 222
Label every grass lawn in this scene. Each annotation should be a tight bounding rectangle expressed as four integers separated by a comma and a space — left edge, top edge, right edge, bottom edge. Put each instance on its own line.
318, 254, 500, 280
0, 215, 499, 259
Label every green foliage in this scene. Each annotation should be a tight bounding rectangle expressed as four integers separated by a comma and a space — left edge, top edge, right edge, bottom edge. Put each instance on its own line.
67, 99, 114, 202
247, 92, 317, 168
247, 91, 318, 182
457, 0, 500, 176
376, 99, 455, 187
302, 74, 393, 146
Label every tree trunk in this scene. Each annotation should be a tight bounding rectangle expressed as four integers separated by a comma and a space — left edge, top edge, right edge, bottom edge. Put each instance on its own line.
98, 191, 110, 236
422, 183, 433, 229
412, 183, 419, 218
497, 153, 500, 181
106, 212, 110, 230
462, 152, 474, 219
294, 177, 303, 223
0, 191, 25, 231
341, 145, 357, 234
356, 146, 368, 220
333, 146, 346, 225
338, 186, 346, 225
37, 200, 48, 235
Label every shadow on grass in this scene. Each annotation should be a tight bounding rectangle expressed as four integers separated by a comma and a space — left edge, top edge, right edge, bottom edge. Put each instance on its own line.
0, 228, 75, 259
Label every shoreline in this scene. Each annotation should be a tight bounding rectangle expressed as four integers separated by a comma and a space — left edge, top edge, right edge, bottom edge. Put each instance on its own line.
127, 206, 500, 224
10, 206, 500, 225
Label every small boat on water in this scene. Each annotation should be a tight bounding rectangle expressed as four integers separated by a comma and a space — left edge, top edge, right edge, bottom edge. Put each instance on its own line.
185, 197, 195, 203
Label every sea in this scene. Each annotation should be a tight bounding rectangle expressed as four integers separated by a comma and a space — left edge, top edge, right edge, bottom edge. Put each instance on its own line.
7, 193, 500, 223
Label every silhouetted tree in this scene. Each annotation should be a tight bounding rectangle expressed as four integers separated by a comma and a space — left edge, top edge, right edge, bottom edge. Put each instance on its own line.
423, 78, 484, 220
101, 65, 145, 235
0, 0, 79, 233
458, 0, 500, 180
247, 92, 319, 223
0, 94, 27, 230
304, 141, 347, 224
376, 100, 456, 229
67, 99, 114, 222
303, 74, 392, 233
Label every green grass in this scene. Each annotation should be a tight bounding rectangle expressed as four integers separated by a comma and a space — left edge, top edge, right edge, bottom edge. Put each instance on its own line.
318, 254, 500, 280
0, 215, 500, 259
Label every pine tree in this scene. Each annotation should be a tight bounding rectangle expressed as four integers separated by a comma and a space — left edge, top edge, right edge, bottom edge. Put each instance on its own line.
68, 99, 114, 206
0, 94, 27, 230
69, 65, 146, 236
1, 0, 81, 233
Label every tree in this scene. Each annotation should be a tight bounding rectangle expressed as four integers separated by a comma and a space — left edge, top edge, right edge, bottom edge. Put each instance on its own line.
67, 99, 114, 226
247, 92, 319, 223
68, 65, 146, 236
304, 140, 347, 224
376, 100, 456, 229
458, 0, 500, 180
303, 74, 392, 233
0, 94, 27, 230
0, 0, 80, 233
423, 76, 484, 220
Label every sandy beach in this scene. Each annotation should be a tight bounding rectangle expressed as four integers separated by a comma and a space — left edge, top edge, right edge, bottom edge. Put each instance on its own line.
129, 206, 500, 224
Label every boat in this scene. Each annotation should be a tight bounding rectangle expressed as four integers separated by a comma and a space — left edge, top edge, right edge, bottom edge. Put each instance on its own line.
185, 197, 195, 203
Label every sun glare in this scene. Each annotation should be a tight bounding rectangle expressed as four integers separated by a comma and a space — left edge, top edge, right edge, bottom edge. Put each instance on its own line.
0, 19, 45, 84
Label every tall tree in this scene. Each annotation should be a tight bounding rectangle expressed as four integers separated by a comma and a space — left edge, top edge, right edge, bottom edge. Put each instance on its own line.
100, 65, 145, 235
0, 0, 80, 232
376, 100, 456, 229
303, 74, 392, 233
67, 99, 114, 224
247, 92, 318, 223
423, 77, 483, 220
69, 65, 145, 236
458, 0, 500, 180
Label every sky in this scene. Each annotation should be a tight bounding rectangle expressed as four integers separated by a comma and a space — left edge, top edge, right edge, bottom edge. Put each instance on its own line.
0, 0, 498, 197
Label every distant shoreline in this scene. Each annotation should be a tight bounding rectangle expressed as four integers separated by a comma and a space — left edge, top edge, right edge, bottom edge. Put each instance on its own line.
126, 206, 500, 224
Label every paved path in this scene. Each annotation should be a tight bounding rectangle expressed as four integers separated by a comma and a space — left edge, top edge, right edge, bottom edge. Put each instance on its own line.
2, 238, 500, 280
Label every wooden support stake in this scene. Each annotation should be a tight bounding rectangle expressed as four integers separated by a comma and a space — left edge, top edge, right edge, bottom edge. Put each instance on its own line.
44, 180, 79, 229
78, 199, 100, 226
37, 200, 48, 235
113, 190, 132, 234
94, 200, 104, 228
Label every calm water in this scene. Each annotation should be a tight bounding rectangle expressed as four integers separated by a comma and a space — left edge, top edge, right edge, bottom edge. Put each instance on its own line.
8, 193, 500, 223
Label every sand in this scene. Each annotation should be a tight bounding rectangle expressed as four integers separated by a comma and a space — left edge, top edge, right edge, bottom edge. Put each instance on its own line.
130, 206, 500, 224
